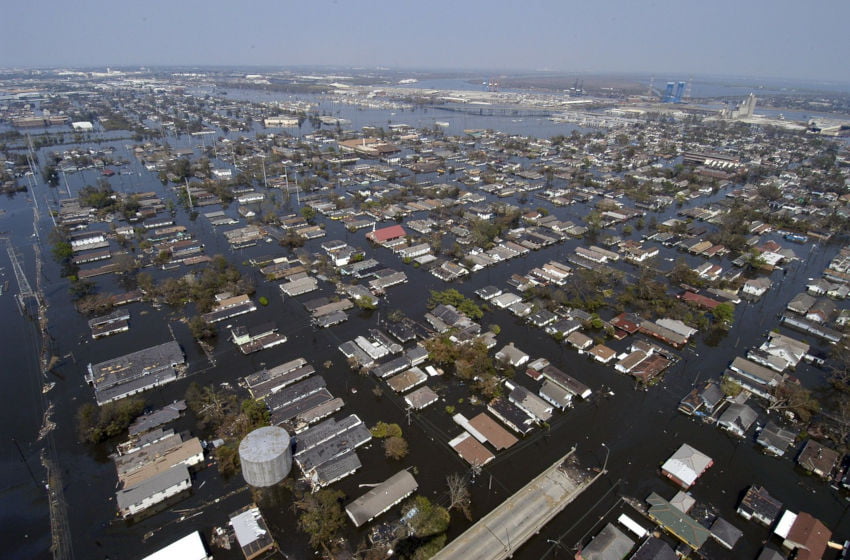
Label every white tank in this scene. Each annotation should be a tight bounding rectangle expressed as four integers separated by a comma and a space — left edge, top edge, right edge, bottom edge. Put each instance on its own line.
239, 426, 292, 487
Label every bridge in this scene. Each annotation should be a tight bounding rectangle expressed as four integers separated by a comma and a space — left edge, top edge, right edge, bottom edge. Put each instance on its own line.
433, 447, 601, 560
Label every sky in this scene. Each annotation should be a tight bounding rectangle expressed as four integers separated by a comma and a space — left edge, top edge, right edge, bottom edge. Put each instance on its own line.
2, 0, 849, 84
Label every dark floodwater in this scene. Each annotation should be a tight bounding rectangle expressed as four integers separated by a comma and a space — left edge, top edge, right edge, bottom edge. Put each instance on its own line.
2, 101, 849, 560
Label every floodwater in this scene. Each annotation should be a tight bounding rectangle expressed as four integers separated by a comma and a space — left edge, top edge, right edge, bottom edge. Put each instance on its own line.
2, 93, 849, 560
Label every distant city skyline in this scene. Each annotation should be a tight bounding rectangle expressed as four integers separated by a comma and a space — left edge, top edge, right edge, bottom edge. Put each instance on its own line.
2, 0, 849, 85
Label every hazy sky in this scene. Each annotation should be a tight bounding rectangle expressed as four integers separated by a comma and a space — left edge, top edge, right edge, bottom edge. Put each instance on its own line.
2, 0, 848, 83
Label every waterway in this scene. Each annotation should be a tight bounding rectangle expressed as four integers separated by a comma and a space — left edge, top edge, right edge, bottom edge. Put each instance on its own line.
2, 90, 849, 560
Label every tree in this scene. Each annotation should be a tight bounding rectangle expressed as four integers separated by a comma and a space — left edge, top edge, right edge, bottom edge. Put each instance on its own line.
767, 383, 820, 422
185, 382, 238, 430
669, 257, 703, 287
371, 421, 403, 439
404, 496, 450, 539
295, 488, 347, 550
720, 377, 742, 397
384, 436, 409, 460
188, 316, 216, 341
215, 444, 240, 477
76, 398, 145, 443
446, 473, 472, 520
428, 288, 484, 320
241, 399, 270, 430
713, 302, 735, 326
355, 295, 377, 310
830, 342, 850, 383
51, 240, 73, 263
828, 396, 850, 447
301, 206, 317, 222
69, 279, 96, 300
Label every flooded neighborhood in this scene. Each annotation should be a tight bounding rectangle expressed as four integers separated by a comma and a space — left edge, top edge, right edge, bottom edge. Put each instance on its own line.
2, 66, 850, 560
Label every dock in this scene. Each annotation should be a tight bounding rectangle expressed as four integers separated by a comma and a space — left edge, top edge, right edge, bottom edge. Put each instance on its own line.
432, 447, 599, 560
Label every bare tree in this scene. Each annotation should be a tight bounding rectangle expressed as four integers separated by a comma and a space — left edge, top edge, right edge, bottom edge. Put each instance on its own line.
383, 436, 408, 460
766, 383, 820, 422
825, 396, 850, 448
446, 472, 472, 520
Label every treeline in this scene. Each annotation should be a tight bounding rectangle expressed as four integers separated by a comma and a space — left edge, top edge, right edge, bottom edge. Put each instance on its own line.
136, 255, 253, 312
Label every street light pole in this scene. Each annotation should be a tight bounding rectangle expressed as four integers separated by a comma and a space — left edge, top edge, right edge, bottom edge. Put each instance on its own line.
601, 443, 609, 475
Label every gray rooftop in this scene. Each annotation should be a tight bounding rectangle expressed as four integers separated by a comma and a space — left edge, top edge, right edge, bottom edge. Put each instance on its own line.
89, 341, 183, 390
581, 523, 634, 560
345, 470, 418, 527
116, 464, 190, 513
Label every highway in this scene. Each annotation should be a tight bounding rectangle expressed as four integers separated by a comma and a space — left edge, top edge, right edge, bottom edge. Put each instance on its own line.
433, 447, 600, 560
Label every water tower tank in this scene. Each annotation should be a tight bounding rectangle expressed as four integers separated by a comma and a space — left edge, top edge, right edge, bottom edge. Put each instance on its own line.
239, 426, 292, 487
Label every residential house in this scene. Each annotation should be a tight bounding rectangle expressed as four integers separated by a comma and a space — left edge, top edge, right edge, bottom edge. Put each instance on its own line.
660, 444, 713, 489
710, 517, 743, 550
678, 381, 725, 416
737, 486, 783, 527
806, 278, 835, 296
629, 538, 676, 560
577, 523, 634, 560
805, 299, 837, 324
588, 344, 617, 364
646, 492, 711, 550
787, 292, 816, 315
345, 470, 418, 527
774, 511, 831, 560
229, 506, 275, 560
757, 422, 797, 457
726, 357, 785, 400
797, 440, 840, 479
743, 277, 772, 298
506, 382, 553, 422
495, 343, 529, 368
565, 331, 593, 350
717, 403, 758, 437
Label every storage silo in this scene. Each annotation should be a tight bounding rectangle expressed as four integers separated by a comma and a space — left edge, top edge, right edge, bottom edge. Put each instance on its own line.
238, 425, 292, 487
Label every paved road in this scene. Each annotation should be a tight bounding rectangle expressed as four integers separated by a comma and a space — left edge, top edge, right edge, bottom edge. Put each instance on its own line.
433, 448, 600, 560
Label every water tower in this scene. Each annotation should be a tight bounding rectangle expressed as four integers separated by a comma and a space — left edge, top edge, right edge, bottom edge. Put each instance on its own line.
239, 426, 292, 487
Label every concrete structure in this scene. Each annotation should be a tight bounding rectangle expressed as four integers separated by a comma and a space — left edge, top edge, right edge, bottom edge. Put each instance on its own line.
239, 426, 292, 487
432, 448, 598, 560
345, 470, 418, 527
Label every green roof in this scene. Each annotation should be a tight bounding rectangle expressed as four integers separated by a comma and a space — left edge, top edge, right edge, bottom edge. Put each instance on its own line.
646, 493, 711, 549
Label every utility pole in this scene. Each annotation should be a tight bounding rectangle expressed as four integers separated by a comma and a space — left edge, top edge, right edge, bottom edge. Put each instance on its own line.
11, 437, 40, 489
61, 168, 71, 198
184, 178, 193, 210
